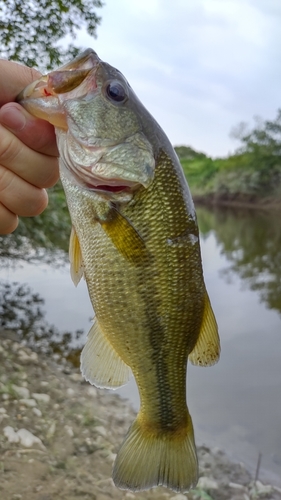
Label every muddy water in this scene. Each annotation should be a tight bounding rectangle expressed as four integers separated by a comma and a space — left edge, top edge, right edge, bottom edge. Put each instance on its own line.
0, 206, 280, 485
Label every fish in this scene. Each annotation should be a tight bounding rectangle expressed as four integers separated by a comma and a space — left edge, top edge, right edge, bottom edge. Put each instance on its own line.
17, 49, 220, 493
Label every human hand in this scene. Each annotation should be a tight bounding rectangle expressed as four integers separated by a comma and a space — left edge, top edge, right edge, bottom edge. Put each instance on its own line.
0, 60, 59, 234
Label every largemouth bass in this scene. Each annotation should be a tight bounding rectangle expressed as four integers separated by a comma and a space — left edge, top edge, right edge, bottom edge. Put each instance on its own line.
18, 49, 220, 493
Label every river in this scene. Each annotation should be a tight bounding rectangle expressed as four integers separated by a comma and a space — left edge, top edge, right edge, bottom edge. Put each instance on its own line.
0, 205, 280, 486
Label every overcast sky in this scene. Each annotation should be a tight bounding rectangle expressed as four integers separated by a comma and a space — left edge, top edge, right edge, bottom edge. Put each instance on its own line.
76, 0, 281, 157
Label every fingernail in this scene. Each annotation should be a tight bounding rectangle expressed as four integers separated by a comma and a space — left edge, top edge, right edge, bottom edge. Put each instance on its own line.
0, 105, 27, 132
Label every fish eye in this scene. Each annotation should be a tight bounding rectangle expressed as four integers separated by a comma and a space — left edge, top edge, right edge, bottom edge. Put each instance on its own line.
106, 81, 127, 103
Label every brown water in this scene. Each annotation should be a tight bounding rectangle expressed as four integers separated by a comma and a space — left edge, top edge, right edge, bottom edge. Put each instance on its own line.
1, 206, 280, 485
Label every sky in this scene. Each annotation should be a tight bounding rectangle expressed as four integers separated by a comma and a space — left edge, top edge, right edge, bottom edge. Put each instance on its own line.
75, 0, 281, 157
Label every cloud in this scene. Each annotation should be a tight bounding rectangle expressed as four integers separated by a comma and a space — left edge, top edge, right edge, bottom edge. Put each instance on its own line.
75, 0, 281, 156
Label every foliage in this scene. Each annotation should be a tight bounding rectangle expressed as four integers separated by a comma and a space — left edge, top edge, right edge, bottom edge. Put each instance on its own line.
181, 109, 281, 201
191, 489, 215, 500
196, 206, 281, 315
0, 181, 71, 265
0, 0, 103, 70
231, 109, 281, 159
181, 156, 219, 190
174, 145, 207, 161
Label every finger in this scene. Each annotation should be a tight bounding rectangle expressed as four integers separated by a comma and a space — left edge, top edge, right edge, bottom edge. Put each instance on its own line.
0, 124, 59, 188
0, 203, 19, 234
0, 60, 41, 106
0, 165, 48, 217
0, 103, 58, 157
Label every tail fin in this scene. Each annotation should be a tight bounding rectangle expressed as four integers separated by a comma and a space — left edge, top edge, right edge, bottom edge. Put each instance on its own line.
112, 413, 198, 493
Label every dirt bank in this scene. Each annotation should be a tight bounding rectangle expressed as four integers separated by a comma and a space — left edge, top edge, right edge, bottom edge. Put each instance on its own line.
0, 334, 280, 500
193, 193, 281, 210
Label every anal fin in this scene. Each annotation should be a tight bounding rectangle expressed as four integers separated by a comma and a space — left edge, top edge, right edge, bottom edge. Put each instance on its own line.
189, 291, 220, 366
80, 320, 131, 389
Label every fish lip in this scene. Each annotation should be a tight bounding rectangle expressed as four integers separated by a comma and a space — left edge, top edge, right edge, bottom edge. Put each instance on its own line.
56, 48, 100, 71
75, 172, 139, 192
17, 49, 100, 102
61, 162, 138, 201
56, 127, 148, 194
62, 161, 139, 193
85, 183, 135, 194
16, 49, 100, 129
17, 76, 49, 101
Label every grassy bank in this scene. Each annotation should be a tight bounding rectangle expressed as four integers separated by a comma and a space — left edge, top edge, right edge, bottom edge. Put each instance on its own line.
176, 109, 281, 207
176, 149, 281, 208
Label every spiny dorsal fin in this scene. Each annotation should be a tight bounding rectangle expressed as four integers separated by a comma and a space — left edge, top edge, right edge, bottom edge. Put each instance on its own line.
69, 225, 84, 286
99, 206, 149, 265
80, 320, 131, 389
189, 291, 220, 367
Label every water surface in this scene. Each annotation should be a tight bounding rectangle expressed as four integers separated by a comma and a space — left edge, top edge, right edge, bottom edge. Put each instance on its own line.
0, 206, 280, 485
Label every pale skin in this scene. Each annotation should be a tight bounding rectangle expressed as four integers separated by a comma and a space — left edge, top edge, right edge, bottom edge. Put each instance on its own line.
0, 60, 59, 234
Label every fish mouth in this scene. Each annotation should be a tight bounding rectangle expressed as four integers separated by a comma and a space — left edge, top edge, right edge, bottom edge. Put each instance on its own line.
85, 183, 132, 193
17, 49, 139, 195
17, 49, 100, 130
61, 154, 139, 194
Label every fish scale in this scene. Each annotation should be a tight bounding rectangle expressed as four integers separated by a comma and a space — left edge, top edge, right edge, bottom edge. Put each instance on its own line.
63, 149, 203, 430
18, 48, 220, 493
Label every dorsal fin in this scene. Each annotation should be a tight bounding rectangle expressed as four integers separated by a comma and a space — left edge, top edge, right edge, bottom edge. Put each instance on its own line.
189, 291, 220, 366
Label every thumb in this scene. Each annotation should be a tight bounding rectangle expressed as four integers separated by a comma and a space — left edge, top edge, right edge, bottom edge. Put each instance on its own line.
0, 60, 41, 106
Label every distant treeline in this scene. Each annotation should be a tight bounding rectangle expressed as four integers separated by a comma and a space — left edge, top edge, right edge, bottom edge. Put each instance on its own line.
176, 109, 281, 207
2, 109, 281, 258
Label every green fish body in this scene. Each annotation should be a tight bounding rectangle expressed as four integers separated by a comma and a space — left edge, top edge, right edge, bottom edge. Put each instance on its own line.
18, 49, 220, 493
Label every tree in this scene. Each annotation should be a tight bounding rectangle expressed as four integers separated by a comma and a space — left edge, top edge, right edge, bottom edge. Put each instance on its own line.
0, 0, 103, 71
230, 109, 281, 161
227, 109, 281, 196
174, 145, 207, 161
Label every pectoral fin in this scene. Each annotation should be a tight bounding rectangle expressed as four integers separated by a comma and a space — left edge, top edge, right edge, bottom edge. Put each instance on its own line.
99, 206, 148, 265
69, 225, 84, 286
80, 320, 131, 389
189, 292, 220, 366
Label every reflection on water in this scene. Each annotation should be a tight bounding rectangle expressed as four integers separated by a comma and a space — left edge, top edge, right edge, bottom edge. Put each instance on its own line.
0, 206, 280, 485
195, 206, 281, 484
0, 280, 84, 364
197, 206, 281, 315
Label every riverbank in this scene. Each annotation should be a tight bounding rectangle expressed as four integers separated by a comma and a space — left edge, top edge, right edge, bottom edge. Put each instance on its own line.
0, 333, 280, 500
193, 193, 281, 210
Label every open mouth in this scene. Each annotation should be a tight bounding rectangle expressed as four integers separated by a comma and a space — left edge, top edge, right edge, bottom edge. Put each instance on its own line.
18, 49, 99, 99
16, 49, 100, 129
18, 50, 131, 194
64, 162, 138, 195
17, 49, 150, 197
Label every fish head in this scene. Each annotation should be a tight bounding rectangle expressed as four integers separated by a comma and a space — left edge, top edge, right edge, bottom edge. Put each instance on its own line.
17, 49, 155, 201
